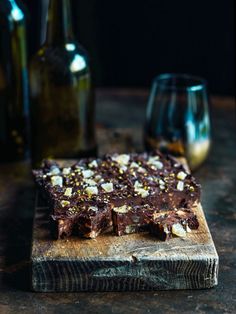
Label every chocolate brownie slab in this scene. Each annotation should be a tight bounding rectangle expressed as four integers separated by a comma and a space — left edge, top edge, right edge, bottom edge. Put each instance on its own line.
33, 151, 201, 239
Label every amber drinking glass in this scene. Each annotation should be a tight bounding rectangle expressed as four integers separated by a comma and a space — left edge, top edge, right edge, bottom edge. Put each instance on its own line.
144, 74, 211, 170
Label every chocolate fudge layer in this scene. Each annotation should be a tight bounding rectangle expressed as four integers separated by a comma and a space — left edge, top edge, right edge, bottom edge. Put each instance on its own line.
33, 151, 201, 239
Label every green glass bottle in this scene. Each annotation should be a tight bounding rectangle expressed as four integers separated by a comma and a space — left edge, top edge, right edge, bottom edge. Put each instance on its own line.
30, 0, 96, 167
0, 0, 29, 161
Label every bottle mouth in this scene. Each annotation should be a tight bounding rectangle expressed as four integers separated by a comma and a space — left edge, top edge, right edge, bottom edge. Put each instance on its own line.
153, 73, 207, 92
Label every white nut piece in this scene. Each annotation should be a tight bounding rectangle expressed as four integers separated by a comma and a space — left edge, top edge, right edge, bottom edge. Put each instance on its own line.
113, 205, 130, 213
62, 167, 71, 175
82, 169, 94, 178
130, 161, 139, 168
51, 175, 63, 187
137, 167, 146, 173
47, 167, 60, 176
85, 186, 98, 196
172, 223, 187, 237
134, 181, 149, 197
84, 179, 97, 186
88, 160, 98, 168
148, 156, 160, 162
64, 187, 73, 197
112, 154, 130, 166
49, 166, 60, 175
147, 157, 163, 169
138, 188, 149, 198
101, 182, 114, 193
177, 181, 184, 191
177, 171, 187, 180
134, 180, 142, 188
120, 165, 127, 172
61, 200, 70, 207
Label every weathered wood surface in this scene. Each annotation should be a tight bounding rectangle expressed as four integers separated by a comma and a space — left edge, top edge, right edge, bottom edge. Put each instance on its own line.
31, 195, 218, 292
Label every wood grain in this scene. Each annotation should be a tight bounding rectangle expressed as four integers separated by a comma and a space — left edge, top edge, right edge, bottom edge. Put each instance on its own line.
31, 196, 218, 291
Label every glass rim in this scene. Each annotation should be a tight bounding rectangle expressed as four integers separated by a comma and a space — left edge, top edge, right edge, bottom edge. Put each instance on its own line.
153, 73, 207, 92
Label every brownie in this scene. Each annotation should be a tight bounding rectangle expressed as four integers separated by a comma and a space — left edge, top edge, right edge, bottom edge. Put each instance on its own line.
33, 151, 201, 239
149, 208, 199, 241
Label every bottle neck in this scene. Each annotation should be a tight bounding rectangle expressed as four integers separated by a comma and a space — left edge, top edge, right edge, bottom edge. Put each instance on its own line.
46, 0, 74, 45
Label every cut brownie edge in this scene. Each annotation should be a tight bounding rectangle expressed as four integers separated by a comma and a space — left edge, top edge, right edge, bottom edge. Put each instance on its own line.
149, 208, 199, 241
51, 203, 112, 239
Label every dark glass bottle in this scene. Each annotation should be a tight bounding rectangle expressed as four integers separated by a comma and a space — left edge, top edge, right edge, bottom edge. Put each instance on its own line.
0, 0, 29, 161
30, 0, 96, 167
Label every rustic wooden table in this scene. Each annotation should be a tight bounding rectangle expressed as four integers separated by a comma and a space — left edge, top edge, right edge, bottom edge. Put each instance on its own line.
0, 89, 235, 313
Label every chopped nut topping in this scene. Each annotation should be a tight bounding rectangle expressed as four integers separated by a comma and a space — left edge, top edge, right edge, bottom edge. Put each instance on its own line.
101, 182, 114, 193
51, 175, 63, 187
113, 205, 130, 213
148, 156, 160, 162
84, 179, 97, 186
134, 181, 149, 197
64, 187, 72, 197
130, 161, 139, 168
177, 181, 184, 191
177, 171, 187, 180
49, 166, 60, 175
147, 156, 163, 169
120, 165, 127, 172
85, 186, 98, 196
61, 200, 70, 207
159, 179, 165, 186
172, 223, 186, 237
74, 167, 83, 173
112, 154, 130, 166
140, 189, 149, 197
88, 160, 98, 168
62, 167, 71, 175
82, 169, 94, 179
137, 167, 146, 173
134, 180, 142, 188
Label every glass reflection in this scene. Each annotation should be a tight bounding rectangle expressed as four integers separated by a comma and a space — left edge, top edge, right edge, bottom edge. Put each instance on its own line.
144, 74, 211, 170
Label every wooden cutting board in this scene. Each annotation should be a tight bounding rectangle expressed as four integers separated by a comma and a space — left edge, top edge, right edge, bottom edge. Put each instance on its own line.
31, 194, 218, 292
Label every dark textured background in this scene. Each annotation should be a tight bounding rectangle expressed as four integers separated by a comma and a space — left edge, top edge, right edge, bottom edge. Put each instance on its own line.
22, 0, 235, 95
